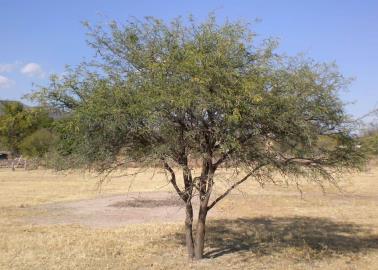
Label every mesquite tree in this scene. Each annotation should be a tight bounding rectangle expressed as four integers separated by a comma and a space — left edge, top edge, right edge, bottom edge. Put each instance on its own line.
31, 16, 365, 259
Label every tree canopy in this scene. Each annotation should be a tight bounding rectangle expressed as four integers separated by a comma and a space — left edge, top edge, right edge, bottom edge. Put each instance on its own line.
30, 15, 366, 259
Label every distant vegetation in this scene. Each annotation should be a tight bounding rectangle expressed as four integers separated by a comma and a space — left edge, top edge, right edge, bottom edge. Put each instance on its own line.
0, 100, 55, 161
360, 123, 378, 156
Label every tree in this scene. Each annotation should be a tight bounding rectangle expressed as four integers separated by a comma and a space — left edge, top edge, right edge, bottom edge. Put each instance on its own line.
31, 16, 366, 259
360, 121, 378, 156
19, 128, 57, 158
0, 101, 53, 169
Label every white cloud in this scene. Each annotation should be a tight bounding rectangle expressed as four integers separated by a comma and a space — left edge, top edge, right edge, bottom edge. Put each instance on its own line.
20, 63, 45, 78
0, 63, 17, 73
0, 75, 13, 88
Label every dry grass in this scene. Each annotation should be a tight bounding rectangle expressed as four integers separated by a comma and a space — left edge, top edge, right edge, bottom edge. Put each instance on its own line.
0, 165, 378, 269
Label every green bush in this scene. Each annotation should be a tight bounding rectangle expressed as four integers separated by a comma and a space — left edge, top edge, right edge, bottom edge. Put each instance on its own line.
19, 128, 57, 158
0, 101, 53, 156
360, 132, 378, 156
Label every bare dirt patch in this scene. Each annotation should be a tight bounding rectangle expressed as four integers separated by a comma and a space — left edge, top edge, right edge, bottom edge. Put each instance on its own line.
109, 198, 183, 208
26, 192, 200, 228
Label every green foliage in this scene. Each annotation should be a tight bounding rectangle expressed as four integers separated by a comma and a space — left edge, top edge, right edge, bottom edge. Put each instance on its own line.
32, 15, 365, 174
19, 128, 57, 158
360, 133, 378, 156
357, 122, 378, 156
0, 101, 53, 156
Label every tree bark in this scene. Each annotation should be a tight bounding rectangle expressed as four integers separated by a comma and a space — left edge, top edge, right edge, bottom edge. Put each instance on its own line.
193, 159, 214, 260
194, 202, 208, 259
182, 163, 195, 259
185, 202, 195, 259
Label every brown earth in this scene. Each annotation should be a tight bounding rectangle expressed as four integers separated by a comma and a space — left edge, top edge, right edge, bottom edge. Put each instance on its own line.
27, 191, 219, 228
1, 167, 378, 269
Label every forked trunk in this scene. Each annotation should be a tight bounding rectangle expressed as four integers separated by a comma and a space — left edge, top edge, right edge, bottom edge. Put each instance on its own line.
194, 202, 208, 260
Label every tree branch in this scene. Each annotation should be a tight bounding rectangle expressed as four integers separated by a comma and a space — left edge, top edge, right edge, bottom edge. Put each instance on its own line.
162, 160, 186, 201
213, 133, 255, 169
207, 163, 266, 210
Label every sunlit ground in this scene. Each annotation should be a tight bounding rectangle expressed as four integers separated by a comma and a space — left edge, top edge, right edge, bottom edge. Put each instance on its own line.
1, 163, 378, 269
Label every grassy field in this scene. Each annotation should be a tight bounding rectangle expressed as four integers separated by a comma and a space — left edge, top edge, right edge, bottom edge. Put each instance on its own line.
0, 165, 378, 269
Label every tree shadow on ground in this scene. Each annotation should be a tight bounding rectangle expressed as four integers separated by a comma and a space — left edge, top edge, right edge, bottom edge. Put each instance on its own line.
171, 216, 378, 259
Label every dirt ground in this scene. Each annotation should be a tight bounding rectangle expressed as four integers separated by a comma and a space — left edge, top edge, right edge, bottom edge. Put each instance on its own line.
27, 191, 217, 228
24, 189, 378, 229
1, 166, 378, 270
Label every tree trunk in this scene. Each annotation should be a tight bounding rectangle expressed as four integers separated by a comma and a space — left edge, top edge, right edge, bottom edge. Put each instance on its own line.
193, 159, 214, 260
185, 202, 195, 259
181, 164, 195, 259
194, 202, 208, 260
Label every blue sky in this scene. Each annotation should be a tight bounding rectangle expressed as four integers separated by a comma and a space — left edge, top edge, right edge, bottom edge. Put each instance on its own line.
0, 0, 377, 118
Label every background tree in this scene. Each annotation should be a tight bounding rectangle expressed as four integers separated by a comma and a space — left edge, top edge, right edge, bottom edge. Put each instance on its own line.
30, 16, 366, 259
0, 101, 53, 169
360, 120, 378, 156
19, 128, 57, 159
